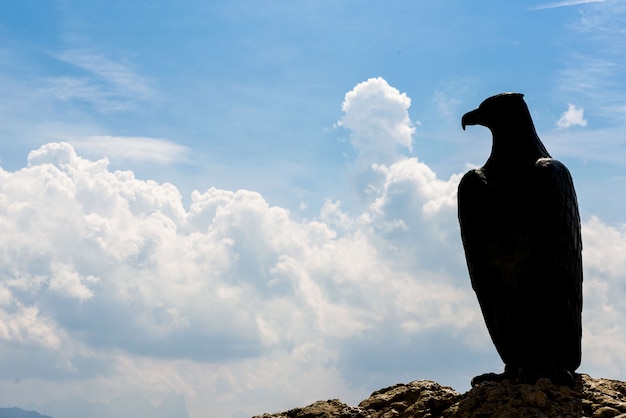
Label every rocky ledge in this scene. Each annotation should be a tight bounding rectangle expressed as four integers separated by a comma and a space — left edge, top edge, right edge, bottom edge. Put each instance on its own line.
253, 374, 626, 418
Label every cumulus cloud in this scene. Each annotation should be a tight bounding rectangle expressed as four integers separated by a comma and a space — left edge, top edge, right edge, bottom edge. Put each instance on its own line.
0, 142, 472, 415
557, 103, 588, 129
580, 216, 626, 377
1, 79, 625, 418
337, 77, 416, 164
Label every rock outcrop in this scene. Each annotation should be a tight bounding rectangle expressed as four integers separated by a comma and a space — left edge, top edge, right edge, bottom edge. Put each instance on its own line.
253, 374, 626, 418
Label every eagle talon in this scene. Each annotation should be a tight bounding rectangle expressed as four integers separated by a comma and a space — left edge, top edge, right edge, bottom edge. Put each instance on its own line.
471, 372, 507, 387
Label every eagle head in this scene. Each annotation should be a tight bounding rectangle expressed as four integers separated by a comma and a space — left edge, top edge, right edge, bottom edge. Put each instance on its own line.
461, 92, 550, 163
462, 92, 526, 131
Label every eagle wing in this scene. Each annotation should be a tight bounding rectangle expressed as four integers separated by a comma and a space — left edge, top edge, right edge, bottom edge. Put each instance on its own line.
457, 169, 512, 359
457, 169, 490, 292
458, 160, 582, 371
531, 158, 583, 371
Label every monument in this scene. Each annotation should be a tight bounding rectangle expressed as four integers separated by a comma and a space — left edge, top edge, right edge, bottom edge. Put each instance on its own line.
457, 93, 583, 386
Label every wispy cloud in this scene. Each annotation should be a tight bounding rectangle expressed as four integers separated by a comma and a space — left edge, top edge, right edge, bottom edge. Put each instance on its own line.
547, 2, 626, 124
557, 55, 626, 123
57, 51, 152, 96
45, 50, 153, 113
71, 136, 190, 164
530, 0, 604, 10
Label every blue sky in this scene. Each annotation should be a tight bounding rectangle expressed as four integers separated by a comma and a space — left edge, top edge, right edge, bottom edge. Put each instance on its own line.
1, 1, 626, 417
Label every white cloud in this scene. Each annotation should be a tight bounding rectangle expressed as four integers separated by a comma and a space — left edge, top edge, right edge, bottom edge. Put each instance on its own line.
530, 0, 604, 10
57, 51, 152, 98
0, 140, 475, 415
557, 103, 588, 129
49, 263, 98, 302
580, 216, 626, 377
582, 216, 626, 278
72, 136, 190, 164
337, 77, 416, 165
0, 304, 63, 349
45, 50, 153, 112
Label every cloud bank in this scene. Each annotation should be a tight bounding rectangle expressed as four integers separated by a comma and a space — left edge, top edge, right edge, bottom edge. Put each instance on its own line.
0, 78, 625, 418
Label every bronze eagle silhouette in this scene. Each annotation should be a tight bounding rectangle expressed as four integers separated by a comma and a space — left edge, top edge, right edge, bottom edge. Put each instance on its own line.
458, 93, 582, 386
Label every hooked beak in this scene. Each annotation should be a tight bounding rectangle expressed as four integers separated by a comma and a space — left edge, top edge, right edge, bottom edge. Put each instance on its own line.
461, 108, 481, 131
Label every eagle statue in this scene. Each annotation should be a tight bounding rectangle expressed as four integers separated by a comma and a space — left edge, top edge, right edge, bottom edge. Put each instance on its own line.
458, 92, 583, 386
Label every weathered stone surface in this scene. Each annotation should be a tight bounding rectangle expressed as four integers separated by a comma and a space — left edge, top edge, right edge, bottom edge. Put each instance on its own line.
253, 374, 626, 418
359, 380, 460, 418
252, 399, 369, 418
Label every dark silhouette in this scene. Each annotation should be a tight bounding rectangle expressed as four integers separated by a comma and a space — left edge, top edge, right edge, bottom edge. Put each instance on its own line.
458, 93, 582, 386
